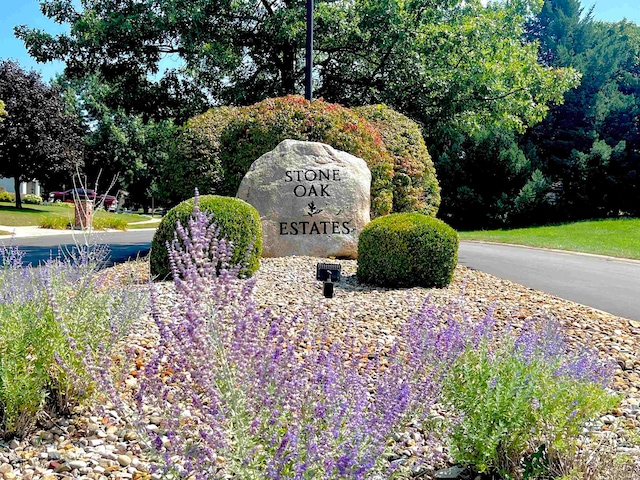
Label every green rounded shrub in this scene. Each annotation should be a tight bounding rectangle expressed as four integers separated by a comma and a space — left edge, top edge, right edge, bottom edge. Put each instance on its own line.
166, 98, 444, 218
22, 194, 43, 205
0, 190, 15, 203
158, 107, 239, 206
150, 195, 262, 280
357, 213, 458, 288
353, 104, 441, 216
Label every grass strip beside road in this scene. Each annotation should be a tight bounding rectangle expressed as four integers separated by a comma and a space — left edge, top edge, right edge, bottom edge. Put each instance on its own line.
459, 218, 640, 260
0, 202, 156, 228
127, 221, 161, 230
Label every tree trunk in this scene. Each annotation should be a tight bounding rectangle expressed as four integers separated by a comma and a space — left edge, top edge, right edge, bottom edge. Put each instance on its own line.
13, 177, 22, 209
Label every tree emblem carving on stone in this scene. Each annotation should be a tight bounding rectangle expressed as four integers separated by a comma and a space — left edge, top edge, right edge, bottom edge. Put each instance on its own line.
307, 201, 323, 216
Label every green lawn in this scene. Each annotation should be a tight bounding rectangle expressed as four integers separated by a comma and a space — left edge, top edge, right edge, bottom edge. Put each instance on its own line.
127, 220, 161, 229
0, 202, 154, 227
459, 218, 640, 260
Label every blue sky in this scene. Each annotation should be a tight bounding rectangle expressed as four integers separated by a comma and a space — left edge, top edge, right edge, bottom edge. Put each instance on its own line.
1, 0, 639, 82
0, 1, 68, 81
582, 1, 640, 23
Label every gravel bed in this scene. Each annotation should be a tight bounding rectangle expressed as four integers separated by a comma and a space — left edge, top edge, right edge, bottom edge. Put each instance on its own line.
1, 256, 639, 479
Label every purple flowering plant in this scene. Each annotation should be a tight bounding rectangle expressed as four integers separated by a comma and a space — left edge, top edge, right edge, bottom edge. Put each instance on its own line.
439, 314, 619, 478
0, 240, 146, 436
121, 194, 471, 479
55, 194, 619, 480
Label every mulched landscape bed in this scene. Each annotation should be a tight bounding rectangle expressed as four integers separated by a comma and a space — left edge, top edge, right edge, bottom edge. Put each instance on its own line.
1, 257, 638, 479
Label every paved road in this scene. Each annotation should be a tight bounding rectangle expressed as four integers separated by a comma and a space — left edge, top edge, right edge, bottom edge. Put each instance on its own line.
5, 232, 638, 320
459, 241, 640, 321
4, 230, 154, 267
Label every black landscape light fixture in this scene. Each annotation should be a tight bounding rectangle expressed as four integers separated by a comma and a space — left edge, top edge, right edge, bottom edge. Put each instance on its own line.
316, 262, 341, 298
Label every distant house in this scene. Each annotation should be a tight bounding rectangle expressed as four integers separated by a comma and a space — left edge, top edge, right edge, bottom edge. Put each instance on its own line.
0, 177, 42, 197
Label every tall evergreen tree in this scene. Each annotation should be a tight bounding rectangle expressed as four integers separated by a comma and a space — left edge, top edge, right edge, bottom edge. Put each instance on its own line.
524, 0, 640, 219
527, 0, 594, 68
595, 21, 640, 216
435, 126, 550, 229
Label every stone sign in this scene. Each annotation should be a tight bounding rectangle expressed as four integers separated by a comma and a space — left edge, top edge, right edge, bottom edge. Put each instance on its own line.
237, 139, 371, 258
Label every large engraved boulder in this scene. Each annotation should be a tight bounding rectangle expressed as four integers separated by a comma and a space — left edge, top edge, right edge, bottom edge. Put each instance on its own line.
237, 139, 371, 258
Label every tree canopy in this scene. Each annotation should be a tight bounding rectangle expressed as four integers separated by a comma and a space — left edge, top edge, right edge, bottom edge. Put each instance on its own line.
523, 0, 640, 220
0, 60, 84, 208
432, 0, 640, 228
57, 74, 177, 211
20, 0, 640, 225
17, 0, 578, 133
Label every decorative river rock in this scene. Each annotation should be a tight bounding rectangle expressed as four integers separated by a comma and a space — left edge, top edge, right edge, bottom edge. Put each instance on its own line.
237, 139, 371, 258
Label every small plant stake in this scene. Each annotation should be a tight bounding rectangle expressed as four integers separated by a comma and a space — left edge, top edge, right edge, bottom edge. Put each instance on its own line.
316, 262, 341, 298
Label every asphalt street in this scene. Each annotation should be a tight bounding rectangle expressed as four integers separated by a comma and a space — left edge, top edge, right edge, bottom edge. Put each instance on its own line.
3, 232, 638, 320
3, 230, 154, 267
458, 241, 640, 321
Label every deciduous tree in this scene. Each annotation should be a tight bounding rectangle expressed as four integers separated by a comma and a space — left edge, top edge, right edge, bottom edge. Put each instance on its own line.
17, 0, 577, 133
50, 74, 178, 212
0, 60, 84, 208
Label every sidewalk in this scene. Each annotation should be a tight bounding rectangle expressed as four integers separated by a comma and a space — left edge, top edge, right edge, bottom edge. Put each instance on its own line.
0, 218, 160, 239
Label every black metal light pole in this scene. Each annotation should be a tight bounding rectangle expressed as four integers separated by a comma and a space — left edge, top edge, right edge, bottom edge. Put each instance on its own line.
305, 0, 314, 100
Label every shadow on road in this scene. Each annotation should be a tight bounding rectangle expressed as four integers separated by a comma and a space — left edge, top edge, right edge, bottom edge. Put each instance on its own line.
17, 243, 151, 268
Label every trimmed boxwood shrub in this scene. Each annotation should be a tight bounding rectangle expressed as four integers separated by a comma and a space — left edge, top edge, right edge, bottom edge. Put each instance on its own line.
357, 213, 458, 288
150, 195, 262, 280
353, 104, 441, 217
